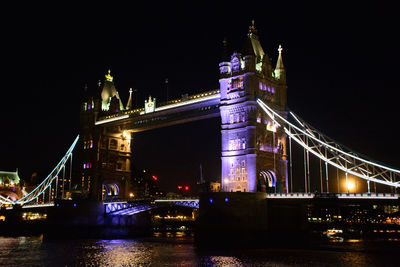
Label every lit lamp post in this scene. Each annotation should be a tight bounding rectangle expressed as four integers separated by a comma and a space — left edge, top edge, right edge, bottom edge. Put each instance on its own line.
346, 180, 355, 193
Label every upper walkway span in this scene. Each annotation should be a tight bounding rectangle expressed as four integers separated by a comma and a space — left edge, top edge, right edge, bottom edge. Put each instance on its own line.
95, 90, 221, 132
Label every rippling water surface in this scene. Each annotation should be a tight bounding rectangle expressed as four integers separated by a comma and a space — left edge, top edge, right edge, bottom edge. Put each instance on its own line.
0, 233, 399, 266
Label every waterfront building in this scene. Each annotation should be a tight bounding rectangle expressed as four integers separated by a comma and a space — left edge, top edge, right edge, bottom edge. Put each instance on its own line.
0, 170, 23, 202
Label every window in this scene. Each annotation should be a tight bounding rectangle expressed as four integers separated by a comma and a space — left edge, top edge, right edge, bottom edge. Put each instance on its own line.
116, 162, 123, 170
230, 169, 234, 175
232, 57, 240, 72
242, 168, 246, 174
257, 117, 261, 123
242, 161, 245, 167
229, 140, 234, 150
109, 139, 118, 150
231, 77, 243, 89
89, 140, 93, 149
229, 114, 234, 124
236, 114, 240, 123
120, 144, 125, 151
242, 140, 246, 149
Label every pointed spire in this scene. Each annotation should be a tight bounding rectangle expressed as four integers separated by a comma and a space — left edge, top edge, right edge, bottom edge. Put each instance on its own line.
243, 20, 264, 57
126, 88, 133, 110
274, 45, 286, 81
276, 45, 285, 69
248, 19, 257, 35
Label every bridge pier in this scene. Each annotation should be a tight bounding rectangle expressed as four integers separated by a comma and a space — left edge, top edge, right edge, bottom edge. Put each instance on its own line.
196, 192, 309, 247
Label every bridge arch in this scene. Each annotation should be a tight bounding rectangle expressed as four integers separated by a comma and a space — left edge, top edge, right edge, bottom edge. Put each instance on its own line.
258, 170, 276, 193
102, 183, 120, 201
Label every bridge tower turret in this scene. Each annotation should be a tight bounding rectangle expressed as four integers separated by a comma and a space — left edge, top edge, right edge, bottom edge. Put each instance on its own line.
219, 21, 288, 193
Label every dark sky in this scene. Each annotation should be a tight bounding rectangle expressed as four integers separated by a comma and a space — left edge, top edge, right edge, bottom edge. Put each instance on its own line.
1, 2, 399, 192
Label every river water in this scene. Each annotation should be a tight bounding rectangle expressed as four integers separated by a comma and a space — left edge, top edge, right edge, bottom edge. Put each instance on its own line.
0, 232, 399, 266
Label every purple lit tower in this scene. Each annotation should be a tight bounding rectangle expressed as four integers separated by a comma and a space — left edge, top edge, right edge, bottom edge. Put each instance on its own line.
219, 21, 288, 193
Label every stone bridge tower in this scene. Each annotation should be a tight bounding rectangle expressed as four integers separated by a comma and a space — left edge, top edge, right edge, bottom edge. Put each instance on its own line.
219, 21, 288, 193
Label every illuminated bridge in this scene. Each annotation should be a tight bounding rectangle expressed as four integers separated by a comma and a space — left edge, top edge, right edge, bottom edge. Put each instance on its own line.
2, 98, 400, 210
2, 22, 400, 216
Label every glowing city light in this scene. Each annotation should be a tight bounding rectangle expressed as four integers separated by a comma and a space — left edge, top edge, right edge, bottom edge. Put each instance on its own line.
346, 181, 355, 192
122, 130, 131, 140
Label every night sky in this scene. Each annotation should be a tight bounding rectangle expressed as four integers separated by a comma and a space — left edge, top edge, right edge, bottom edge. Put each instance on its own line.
1, 2, 399, 192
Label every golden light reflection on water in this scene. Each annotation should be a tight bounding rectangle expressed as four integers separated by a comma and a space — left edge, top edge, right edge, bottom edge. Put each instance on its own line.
1, 236, 400, 266
346, 239, 362, 243
207, 256, 243, 267
74, 237, 199, 266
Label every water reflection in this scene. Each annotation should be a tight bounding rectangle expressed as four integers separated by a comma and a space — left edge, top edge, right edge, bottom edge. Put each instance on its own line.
0, 235, 400, 266
205, 256, 243, 266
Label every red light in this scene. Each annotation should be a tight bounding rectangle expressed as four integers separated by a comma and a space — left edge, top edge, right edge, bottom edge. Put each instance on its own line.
178, 186, 183, 189
184, 186, 189, 191
152, 175, 158, 181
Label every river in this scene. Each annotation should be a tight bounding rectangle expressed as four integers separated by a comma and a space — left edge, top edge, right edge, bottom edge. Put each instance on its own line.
0, 232, 399, 266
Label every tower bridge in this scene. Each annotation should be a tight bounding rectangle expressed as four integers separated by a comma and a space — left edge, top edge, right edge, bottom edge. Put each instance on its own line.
80, 21, 288, 200
1, 23, 400, 243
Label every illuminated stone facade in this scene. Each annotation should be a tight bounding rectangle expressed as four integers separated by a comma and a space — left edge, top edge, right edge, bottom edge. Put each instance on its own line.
79, 75, 133, 201
220, 23, 288, 193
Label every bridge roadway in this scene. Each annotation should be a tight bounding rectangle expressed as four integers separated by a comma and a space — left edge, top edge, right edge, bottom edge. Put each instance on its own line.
3, 193, 399, 214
